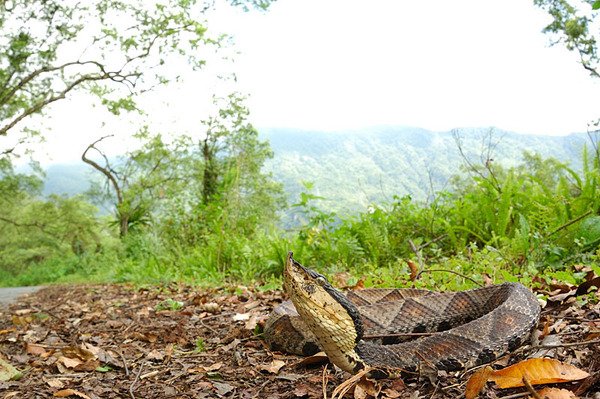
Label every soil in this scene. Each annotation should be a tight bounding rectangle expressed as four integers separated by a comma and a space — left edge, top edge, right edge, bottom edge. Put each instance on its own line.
0, 281, 598, 399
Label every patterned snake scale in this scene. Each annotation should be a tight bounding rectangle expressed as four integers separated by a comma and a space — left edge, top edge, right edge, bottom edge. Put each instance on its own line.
264, 253, 541, 374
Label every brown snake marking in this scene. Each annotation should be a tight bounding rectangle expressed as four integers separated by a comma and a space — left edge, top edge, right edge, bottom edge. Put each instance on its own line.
264, 252, 541, 374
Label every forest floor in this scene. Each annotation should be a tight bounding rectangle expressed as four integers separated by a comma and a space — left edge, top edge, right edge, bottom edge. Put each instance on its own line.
0, 280, 599, 399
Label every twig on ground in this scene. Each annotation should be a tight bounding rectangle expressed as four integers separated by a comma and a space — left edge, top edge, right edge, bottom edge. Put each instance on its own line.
322, 366, 328, 399
119, 350, 130, 376
529, 338, 600, 350
252, 378, 270, 399
129, 361, 145, 399
522, 376, 541, 399
331, 367, 372, 399
497, 392, 531, 399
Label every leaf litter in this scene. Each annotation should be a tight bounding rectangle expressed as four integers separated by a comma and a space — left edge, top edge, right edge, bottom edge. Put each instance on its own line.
0, 281, 598, 399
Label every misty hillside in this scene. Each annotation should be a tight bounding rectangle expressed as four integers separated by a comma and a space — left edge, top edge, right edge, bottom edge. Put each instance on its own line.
43, 127, 589, 215
260, 127, 587, 213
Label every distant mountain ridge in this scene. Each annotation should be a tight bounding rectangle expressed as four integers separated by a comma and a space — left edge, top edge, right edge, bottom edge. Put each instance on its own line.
260, 127, 586, 214
43, 127, 589, 215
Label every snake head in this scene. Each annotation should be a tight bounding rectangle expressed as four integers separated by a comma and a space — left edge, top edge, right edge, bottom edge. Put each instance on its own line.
283, 252, 364, 342
283, 252, 366, 373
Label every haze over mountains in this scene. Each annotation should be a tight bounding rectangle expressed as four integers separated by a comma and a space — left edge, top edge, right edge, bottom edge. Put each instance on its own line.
43, 127, 588, 215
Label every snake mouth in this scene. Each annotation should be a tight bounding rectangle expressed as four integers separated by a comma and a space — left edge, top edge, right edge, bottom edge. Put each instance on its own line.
286, 252, 324, 280
284, 251, 365, 343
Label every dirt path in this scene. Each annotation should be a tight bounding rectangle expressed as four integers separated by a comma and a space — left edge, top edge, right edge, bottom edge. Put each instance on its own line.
0, 286, 44, 306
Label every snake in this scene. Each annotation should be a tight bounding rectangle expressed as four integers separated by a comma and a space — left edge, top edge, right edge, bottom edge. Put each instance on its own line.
264, 252, 541, 374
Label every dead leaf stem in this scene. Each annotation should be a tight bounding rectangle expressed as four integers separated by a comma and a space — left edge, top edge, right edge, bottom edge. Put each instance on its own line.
522, 376, 541, 399
529, 338, 600, 350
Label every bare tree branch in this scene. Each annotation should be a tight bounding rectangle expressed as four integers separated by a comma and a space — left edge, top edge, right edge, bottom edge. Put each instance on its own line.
82, 135, 123, 205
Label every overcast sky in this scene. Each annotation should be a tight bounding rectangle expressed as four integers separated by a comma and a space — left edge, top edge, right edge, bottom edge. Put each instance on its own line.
19, 0, 600, 164
226, 0, 599, 134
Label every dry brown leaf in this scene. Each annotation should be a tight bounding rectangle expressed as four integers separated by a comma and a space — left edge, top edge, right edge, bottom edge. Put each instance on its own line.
146, 349, 164, 361
407, 260, 419, 281
45, 378, 65, 389
353, 382, 368, 399
259, 359, 285, 374
382, 379, 406, 398
244, 314, 259, 330
232, 312, 250, 321
53, 388, 91, 399
354, 379, 379, 399
11, 315, 33, 326
57, 356, 83, 369
490, 358, 589, 388
534, 387, 578, 399
465, 366, 493, 399
205, 362, 223, 372
56, 355, 99, 372
212, 381, 234, 396
26, 343, 48, 356
295, 351, 329, 367
61, 346, 95, 362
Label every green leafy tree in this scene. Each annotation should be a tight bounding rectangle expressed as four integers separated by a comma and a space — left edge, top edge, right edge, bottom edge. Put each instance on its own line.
0, 159, 102, 275
162, 93, 285, 246
535, 0, 600, 77
0, 0, 273, 152
83, 130, 191, 237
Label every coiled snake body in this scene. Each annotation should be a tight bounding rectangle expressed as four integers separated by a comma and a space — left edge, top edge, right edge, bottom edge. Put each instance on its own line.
264, 253, 541, 374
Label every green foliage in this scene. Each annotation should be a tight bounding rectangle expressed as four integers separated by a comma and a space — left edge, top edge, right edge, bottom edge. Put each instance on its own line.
4, 128, 600, 290
0, 0, 274, 142
155, 298, 184, 311
534, 0, 600, 79
195, 338, 205, 353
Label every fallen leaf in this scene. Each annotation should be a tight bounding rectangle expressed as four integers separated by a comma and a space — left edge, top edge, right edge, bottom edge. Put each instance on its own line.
140, 370, 159, 379
11, 315, 33, 326
212, 381, 234, 396
381, 388, 403, 398
146, 349, 164, 362
354, 379, 379, 399
407, 260, 419, 281
233, 312, 250, 321
259, 359, 285, 374
200, 302, 221, 313
295, 351, 329, 367
575, 276, 600, 296
14, 309, 34, 315
61, 346, 95, 362
354, 382, 368, 399
490, 358, 589, 388
0, 357, 22, 381
26, 343, 48, 356
53, 389, 91, 398
465, 366, 493, 399
534, 387, 578, 399
57, 356, 83, 369
45, 378, 65, 388
244, 314, 259, 330
206, 362, 223, 372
